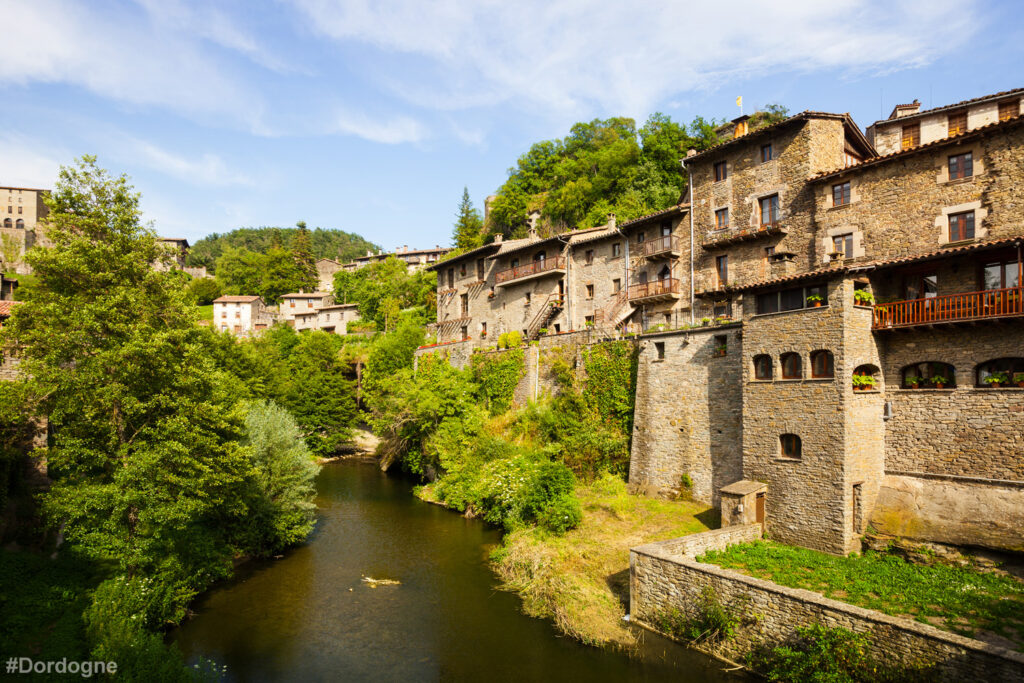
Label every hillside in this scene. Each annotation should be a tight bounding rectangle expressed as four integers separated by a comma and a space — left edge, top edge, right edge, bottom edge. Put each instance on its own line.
187, 226, 379, 272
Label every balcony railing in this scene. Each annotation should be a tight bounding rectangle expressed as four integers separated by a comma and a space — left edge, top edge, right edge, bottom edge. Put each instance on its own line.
640, 235, 680, 258
495, 256, 566, 285
873, 287, 1024, 329
628, 278, 681, 302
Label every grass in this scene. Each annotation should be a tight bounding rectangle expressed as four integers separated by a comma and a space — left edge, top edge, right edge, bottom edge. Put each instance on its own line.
484, 473, 718, 649
197, 304, 213, 321
699, 540, 1024, 649
0, 548, 101, 662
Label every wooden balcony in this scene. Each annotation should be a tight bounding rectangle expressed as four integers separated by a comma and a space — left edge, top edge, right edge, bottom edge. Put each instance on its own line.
639, 235, 680, 259
628, 278, 681, 303
495, 256, 566, 286
873, 287, 1024, 330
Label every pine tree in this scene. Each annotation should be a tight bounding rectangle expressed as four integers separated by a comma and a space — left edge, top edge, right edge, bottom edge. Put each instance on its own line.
452, 187, 484, 250
292, 220, 318, 291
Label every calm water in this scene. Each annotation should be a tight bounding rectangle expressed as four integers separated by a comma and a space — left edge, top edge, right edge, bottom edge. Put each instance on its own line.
175, 461, 741, 682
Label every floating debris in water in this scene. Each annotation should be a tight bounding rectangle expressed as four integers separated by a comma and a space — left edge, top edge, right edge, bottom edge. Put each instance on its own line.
361, 576, 401, 587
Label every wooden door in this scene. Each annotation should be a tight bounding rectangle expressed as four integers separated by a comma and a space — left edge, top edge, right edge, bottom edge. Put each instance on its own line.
755, 492, 766, 532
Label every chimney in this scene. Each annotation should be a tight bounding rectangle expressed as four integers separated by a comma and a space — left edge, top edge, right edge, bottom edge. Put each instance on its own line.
607, 213, 616, 229
731, 114, 751, 139
494, 234, 503, 244
686, 149, 697, 158
527, 209, 541, 231
366, 250, 372, 257
378, 249, 383, 255
403, 245, 408, 252
527, 225, 538, 240
890, 100, 921, 119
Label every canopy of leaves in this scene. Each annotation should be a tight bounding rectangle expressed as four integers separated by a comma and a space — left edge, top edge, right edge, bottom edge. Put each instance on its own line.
215, 244, 317, 303
333, 255, 436, 330
187, 226, 378, 272
487, 107, 787, 237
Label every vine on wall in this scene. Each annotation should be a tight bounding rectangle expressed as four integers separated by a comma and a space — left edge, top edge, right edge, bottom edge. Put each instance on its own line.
581, 341, 639, 439
470, 348, 526, 414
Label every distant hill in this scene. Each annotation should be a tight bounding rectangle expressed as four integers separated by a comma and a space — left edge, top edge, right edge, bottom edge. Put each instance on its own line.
186, 227, 380, 273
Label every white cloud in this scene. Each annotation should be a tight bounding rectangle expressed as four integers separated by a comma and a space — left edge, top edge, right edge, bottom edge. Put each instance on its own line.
288, 0, 981, 117
331, 109, 427, 144
0, 134, 67, 189
127, 139, 257, 187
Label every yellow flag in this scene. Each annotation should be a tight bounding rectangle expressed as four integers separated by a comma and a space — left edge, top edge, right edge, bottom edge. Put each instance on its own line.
736, 96, 742, 107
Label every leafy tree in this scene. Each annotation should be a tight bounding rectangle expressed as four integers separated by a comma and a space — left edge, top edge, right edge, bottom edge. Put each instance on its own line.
364, 322, 425, 397
215, 245, 263, 296
292, 221, 318, 292
239, 400, 320, 554
186, 276, 222, 305
284, 332, 357, 456
0, 156, 252, 616
187, 226, 378, 272
333, 256, 436, 328
452, 187, 484, 250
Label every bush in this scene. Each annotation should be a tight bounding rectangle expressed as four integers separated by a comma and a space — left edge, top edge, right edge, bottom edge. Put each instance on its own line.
470, 348, 525, 414
187, 277, 222, 305
537, 493, 582, 534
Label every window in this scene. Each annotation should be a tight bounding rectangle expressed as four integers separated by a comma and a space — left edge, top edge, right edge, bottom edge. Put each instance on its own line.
832, 233, 854, 258
716, 255, 728, 287
585, 249, 594, 265
534, 251, 546, 263
586, 284, 595, 299
661, 222, 672, 236
713, 300, 730, 318
477, 259, 485, 280
810, 350, 834, 378
754, 354, 773, 380
612, 278, 621, 293
713, 334, 727, 356
714, 161, 727, 182
948, 152, 973, 180
781, 353, 802, 379
780, 434, 801, 459
715, 208, 729, 230
2, 219, 9, 228
460, 325, 469, 341
447, 268, 454, 289
976, 358, 1024, 387
290, 300, 296, 308
981, 258, 1021, 289
511, 258, 519, 268
755, 284, 827, 314
759, 194, 779, 225
901, 122, 920, 149
901, 362, 955, 388
460, 262, 467, 276
948, 210, 975, 242
832, 182, 851, 206
612, 243, 622, 257
655, 342, 665, 360
307, 299, 314, 307
525, 291, 532, 304
14, 219, 23, 229
637, 231, 646, 243
904, 272, 938, 300
760, 143, 773, 163
17, 207, 21, 214
480, 322, 487, 338
585, 314, 595, 325
999, 98, 1020, 121
460, 293, 469, 316
947, 110, 967, 136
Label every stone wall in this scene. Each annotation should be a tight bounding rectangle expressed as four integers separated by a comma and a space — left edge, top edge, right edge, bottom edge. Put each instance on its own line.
872, 473, 1024, 550
628, 325, 743, 504
414, 338, 475, 370
630, 538, 1024, 682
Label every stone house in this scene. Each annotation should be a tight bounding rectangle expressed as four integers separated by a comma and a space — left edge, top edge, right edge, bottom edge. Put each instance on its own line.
344, 246, 451, 273
279, 291, 335, 322
629, 90, 1024, 555
316, 258, 342, 291
213, 295, 273, 336
0, 186, 49, 274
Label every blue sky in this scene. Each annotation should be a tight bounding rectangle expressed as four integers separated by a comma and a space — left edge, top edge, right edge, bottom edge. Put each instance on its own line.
2, 0, 1021, 252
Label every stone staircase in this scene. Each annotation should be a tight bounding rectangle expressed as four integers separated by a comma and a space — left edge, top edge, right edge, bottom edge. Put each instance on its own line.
527, 294, 564, 339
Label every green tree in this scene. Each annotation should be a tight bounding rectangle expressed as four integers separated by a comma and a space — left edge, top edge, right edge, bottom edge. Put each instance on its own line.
186, 276, 222, 305
284, 332, 357, 456
333, 256, 436, 328
215, 245, 263, 296
0, 156, 252, 617
292, 221, 318, 292
452, 187, 484, 249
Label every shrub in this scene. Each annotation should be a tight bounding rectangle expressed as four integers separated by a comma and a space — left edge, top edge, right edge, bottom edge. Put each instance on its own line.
470, 348, 525, 414
187, 277, 222, 305
537, 493, 582, 534
654, 587, 738, 644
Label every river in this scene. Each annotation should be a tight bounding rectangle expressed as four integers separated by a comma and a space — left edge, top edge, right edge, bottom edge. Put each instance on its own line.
175, 461, 742, 682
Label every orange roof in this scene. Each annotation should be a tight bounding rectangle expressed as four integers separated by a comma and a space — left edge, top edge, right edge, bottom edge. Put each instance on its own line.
214, 295, 262, 303
280, 291, 332, 298
871, 87, 1024, 127
0, 300, 22, 317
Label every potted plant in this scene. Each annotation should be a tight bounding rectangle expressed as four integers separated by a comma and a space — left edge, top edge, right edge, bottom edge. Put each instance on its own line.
829, 251, 844, 261
904, 375, 923, 389
585, 320, 595, 328
1014, 372, 1024, 388
983, 371, 1010, 388
537, 327, 548, 336
806, 294, 823, 308
714, 316, 730, 326
852, 374, 877, 391
701, 317, 711, 327
931, 374, 951, 389
713, 344, 727, 357
854, 290, 875, 305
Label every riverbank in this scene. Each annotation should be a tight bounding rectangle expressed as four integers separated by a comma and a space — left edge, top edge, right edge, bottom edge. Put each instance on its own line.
419, 473, 718, 650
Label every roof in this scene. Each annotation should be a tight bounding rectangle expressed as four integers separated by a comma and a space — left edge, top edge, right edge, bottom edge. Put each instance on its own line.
811, 113, 1024, 182
0, 300, 22, 317
617, 204, 689, 231
214, 295, 262, 303
719, 480, 766, 496
318, 303, 359, 310
159, 237, 189, 246
682, 111, 873, 163
425, 242, 501, 271
316, 258, 340, 265
489, 235, 561, 259
0, 186, 49, 193
726, 266, 844, 293
280, 291, 332, 298
871, 87, 1024, 127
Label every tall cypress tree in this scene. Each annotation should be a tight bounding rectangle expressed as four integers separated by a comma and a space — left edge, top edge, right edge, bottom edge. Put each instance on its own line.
292, 220, 318, 291
452, 187, 484, 250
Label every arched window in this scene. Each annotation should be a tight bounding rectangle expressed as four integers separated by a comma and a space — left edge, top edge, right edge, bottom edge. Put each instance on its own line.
976, 358, 1024, 387
15, 219, 23, 229
781, 352, 802, 379
810, 350, 834, 378
901, 362, 955, 388
2, 218, 10, 228
780, 434, 801, 459
754, 354, 773, 380
853, 364, 882, 391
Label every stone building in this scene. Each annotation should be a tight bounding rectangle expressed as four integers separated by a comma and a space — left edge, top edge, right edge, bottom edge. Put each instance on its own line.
430, 88, 1024, 557
213, 295, 274, 336
279, 291, 335, 322
343, 245, 450, 274
0, 186, 49, 274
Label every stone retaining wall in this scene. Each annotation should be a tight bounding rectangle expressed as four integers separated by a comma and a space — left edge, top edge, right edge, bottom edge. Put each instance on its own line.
629, 534, 1024, 682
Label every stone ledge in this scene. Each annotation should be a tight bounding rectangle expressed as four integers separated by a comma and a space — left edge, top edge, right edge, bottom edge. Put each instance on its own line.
749, 306, 832, 320
886, 470, 1024, 489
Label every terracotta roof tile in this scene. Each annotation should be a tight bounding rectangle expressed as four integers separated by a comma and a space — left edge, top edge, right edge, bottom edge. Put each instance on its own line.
810, 114, 1024, 182
872, 87, 1024, 127
213, 295, 262, 303
0, 300, 21, 317
617, 204, 688, 230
